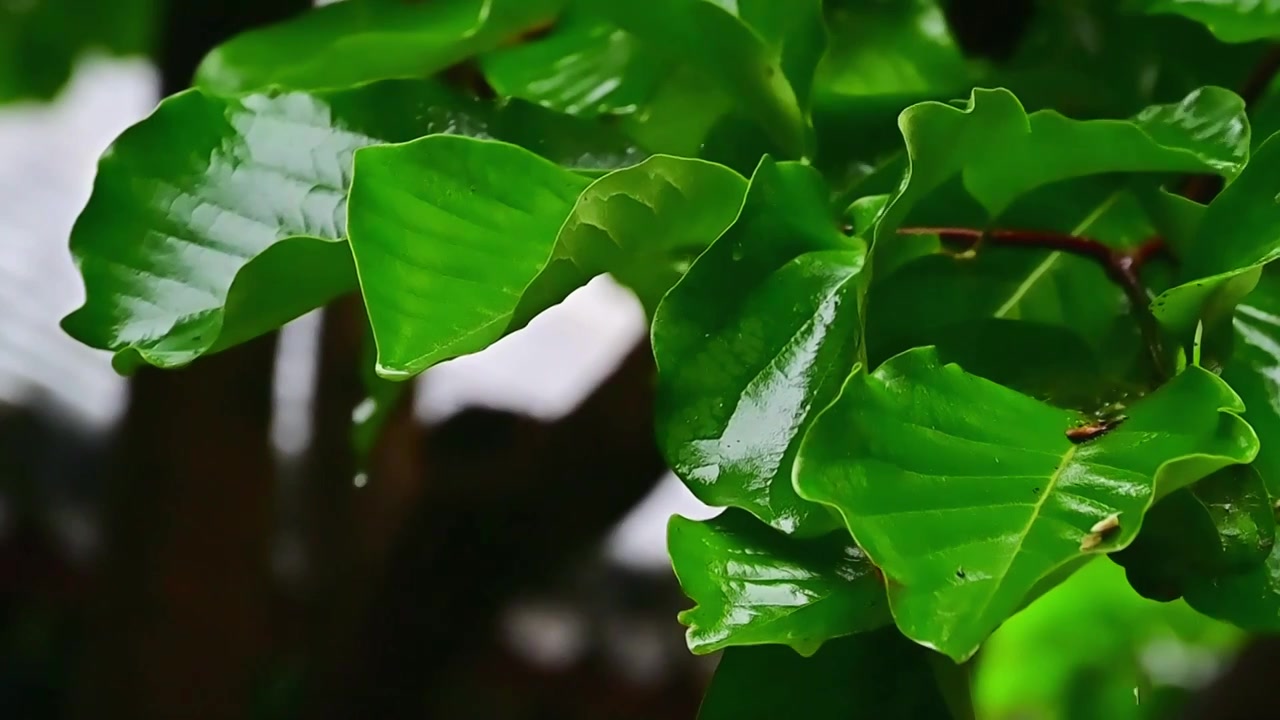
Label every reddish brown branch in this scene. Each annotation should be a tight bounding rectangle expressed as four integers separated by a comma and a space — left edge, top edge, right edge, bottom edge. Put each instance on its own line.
898, 226, 1170, 377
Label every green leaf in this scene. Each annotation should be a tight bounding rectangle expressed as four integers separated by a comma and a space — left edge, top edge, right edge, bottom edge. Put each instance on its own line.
794, 346, 1258, 661
61, 80, 635, 371
1173, 271, 1280, 629
587, 0, 822, 159
554, 156, 746, 312
479, 10, 732, 157
866, 182, 1160, 406
350, 141, 744, 378
1116, 464, 1275, 601
874, 86, 1249, 245
699, 627, 953, 720
1153, 132, 1280, 338
814, 0, 971, 99
1132, 0, 1280, 42
1185, 532, 1280, 630
195, 0, 566, 95
669, 510, 888, 656
1, 0, 154, 103
809, 0, 972, 185
480, 13, 670, 118
865, 87, 1249, 388
653, 158, 860, 536
1226, 272, 1280, 498
865, 81, 1247, 392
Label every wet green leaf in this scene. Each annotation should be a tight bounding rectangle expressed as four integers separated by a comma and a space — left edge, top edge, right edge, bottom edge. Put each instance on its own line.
653, 158, 859, 536
61, 80, 634, 372
815, 0, 970, 99
864, 87, 1249, 396
699, 627, 952, 720
196, 0, 566, 94
874, 86, 1249, 246
350, 142, 744, 378
1173, 272, 1280, 629
587, 0, 822, 158
669, 510, 888, 656
549, 156, 746, 313
481, 13, 669, 119
479, 10, 731, 157
794, 346, 1258, 661
809, 0, 972, 184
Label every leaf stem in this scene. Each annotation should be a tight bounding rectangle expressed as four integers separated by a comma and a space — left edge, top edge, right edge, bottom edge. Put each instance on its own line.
898, 226, 1169, 377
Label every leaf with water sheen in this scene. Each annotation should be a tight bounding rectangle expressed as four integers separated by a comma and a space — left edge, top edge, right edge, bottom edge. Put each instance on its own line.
1133, 0, 1280, 42
195, 0, 565, 94
794, 346, 1258, 661
480, 12, 731, 157
1176, 272, 1280, 629
587, 0, 822, 158
669, 510, 888, 656
349, 141, 745, 378
61, 80, 636, 372
654, 158, 859, 536
874, 86, 1249, 246
698, 627, 953, 720
1154, 133, 1280, 338
481, 13, 669, 119
810, 0, 972, 184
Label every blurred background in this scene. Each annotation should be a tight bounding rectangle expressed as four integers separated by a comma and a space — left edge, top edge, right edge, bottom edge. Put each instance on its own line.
0, 2, 1278, 719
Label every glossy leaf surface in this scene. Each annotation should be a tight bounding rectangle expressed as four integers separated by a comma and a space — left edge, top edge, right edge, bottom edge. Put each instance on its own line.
551, 156, 746, 313
588, 0, 821, 158
669, 510, 888, 656
874, 86, 1249, 245
350, 141, 744, 378
654, 158, 858, 536
699, 627, 952, 720
479, 11, 731, 158
196, 0, 565, 94
62, 80, 635, 371
1180, 272, 1280, 629
481, 13, 668, 118
795, 346, 1258, 661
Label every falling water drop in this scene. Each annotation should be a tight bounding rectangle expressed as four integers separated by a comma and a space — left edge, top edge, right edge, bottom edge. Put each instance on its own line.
353, 472, 368, 488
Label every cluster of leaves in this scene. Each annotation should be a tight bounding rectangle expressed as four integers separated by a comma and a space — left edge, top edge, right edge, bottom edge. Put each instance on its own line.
33, 0, 1280, 716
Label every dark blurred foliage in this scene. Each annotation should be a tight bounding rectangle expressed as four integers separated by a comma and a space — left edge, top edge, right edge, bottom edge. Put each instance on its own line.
2, 1, 1279, 719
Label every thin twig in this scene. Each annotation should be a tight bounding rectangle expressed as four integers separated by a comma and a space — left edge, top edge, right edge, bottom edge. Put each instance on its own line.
898, 226, 1169, 378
